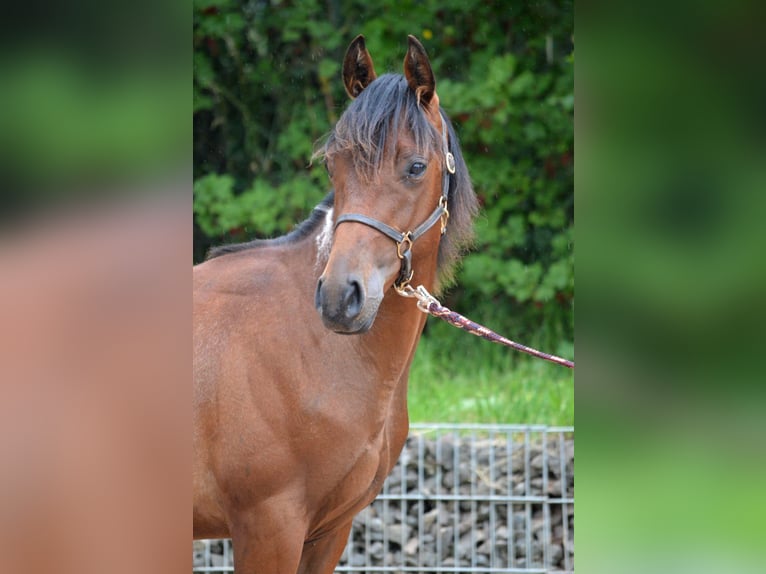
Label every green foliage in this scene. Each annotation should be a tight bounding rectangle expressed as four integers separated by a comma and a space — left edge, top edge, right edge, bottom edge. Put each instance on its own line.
194, 0, 573, 355
193, 171, 326, 240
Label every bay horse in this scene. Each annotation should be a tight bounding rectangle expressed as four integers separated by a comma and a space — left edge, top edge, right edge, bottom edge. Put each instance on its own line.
193, 35, 477, 573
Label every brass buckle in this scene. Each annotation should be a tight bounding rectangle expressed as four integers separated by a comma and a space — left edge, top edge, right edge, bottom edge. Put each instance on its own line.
396, 232, 413, 259
439, 197, 450, 234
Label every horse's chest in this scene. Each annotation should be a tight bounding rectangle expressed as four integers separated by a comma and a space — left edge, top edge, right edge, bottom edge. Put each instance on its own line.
328, 434, 388, 494
306, 431, 395, 531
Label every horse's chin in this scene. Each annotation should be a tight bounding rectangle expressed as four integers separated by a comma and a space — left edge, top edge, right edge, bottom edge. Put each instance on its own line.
318, 300, 380, 334
327, 318, 374, 335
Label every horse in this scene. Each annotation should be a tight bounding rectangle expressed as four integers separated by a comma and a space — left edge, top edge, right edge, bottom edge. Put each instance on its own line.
193, 35, 478, 573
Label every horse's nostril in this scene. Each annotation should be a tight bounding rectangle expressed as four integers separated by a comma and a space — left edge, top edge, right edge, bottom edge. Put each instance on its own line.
343, 278, 363, 319
314, 278, 324, 311
315, 275, 368, 328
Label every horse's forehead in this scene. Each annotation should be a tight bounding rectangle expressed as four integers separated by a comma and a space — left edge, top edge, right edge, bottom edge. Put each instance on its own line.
330, 129, 431, 167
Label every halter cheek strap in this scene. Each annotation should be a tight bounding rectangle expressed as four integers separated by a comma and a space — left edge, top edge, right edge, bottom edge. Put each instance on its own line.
334, 112, 455, 289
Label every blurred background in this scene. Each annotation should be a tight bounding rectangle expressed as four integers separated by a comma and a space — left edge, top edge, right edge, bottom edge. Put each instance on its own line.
0, 0, 188, 217
193, 0, 575, 424
1, 0, 763, 573
577, 1, 766, 573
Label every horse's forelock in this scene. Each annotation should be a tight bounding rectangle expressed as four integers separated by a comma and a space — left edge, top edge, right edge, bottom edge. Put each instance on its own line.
318, 74, 440, 183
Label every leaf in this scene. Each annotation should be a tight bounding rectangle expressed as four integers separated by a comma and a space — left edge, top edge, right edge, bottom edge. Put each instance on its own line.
193, 53, 215, 88
318, 58, 338, 81
193, 89, 214, 113
487, 54, 516, 88
193, 174, 236, 236
508, 70, 535, 97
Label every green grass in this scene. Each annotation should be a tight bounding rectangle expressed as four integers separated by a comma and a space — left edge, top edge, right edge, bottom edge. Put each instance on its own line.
407, 320, 574, 425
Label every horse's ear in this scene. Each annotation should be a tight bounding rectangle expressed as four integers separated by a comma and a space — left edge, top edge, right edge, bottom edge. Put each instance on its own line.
342, 35, 377, 99
403, 35, 436, 107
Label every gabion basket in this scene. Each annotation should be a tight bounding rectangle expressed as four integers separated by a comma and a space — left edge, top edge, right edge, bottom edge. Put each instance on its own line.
194, 423, 574, 574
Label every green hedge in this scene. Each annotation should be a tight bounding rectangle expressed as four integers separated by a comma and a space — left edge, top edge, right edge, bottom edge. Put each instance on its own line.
193, 0, 573, 356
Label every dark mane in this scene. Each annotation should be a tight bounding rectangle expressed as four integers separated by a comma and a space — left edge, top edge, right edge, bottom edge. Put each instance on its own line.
205, 191, 334, 260
316, 73, 478, 290
433, 111, 479, 289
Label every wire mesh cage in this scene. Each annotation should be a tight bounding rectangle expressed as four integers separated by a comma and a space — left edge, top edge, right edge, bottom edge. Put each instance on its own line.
193, 423, 574, 574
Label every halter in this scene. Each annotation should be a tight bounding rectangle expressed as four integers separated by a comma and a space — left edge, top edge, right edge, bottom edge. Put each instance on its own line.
334, 113, 456, 289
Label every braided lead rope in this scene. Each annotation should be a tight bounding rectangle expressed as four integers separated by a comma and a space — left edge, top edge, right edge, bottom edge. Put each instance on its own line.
396, 284, 575, 369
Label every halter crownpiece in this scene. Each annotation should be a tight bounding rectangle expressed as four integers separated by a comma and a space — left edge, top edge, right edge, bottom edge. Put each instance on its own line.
334, 112, 454, 289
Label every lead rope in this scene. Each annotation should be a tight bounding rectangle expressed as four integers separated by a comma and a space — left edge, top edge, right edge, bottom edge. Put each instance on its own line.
396, 284, 575, 369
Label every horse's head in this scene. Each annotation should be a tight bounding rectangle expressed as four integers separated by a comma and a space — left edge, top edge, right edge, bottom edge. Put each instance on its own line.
315, 35, 458, 334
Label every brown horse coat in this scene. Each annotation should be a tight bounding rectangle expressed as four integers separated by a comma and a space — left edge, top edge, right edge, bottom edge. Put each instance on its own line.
193, 35, 477, 573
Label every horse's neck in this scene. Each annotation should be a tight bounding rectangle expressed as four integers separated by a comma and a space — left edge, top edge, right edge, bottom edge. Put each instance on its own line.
306, 223, 438, 399
263, 230, 437, 453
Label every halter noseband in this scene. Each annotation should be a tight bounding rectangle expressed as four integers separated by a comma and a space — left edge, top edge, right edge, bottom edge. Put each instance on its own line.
334, 113, 456, 289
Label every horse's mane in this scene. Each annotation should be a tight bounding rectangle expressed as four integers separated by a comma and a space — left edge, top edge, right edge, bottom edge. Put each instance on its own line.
433, 107, 479, 288
208, 73, 478, 289
205, 191, 334, 260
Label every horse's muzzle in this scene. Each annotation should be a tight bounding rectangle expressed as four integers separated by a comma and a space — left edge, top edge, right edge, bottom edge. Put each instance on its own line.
314, 272, 383, 334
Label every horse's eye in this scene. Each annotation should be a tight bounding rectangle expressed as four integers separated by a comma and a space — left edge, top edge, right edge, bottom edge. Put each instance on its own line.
408, 162, 427, 177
